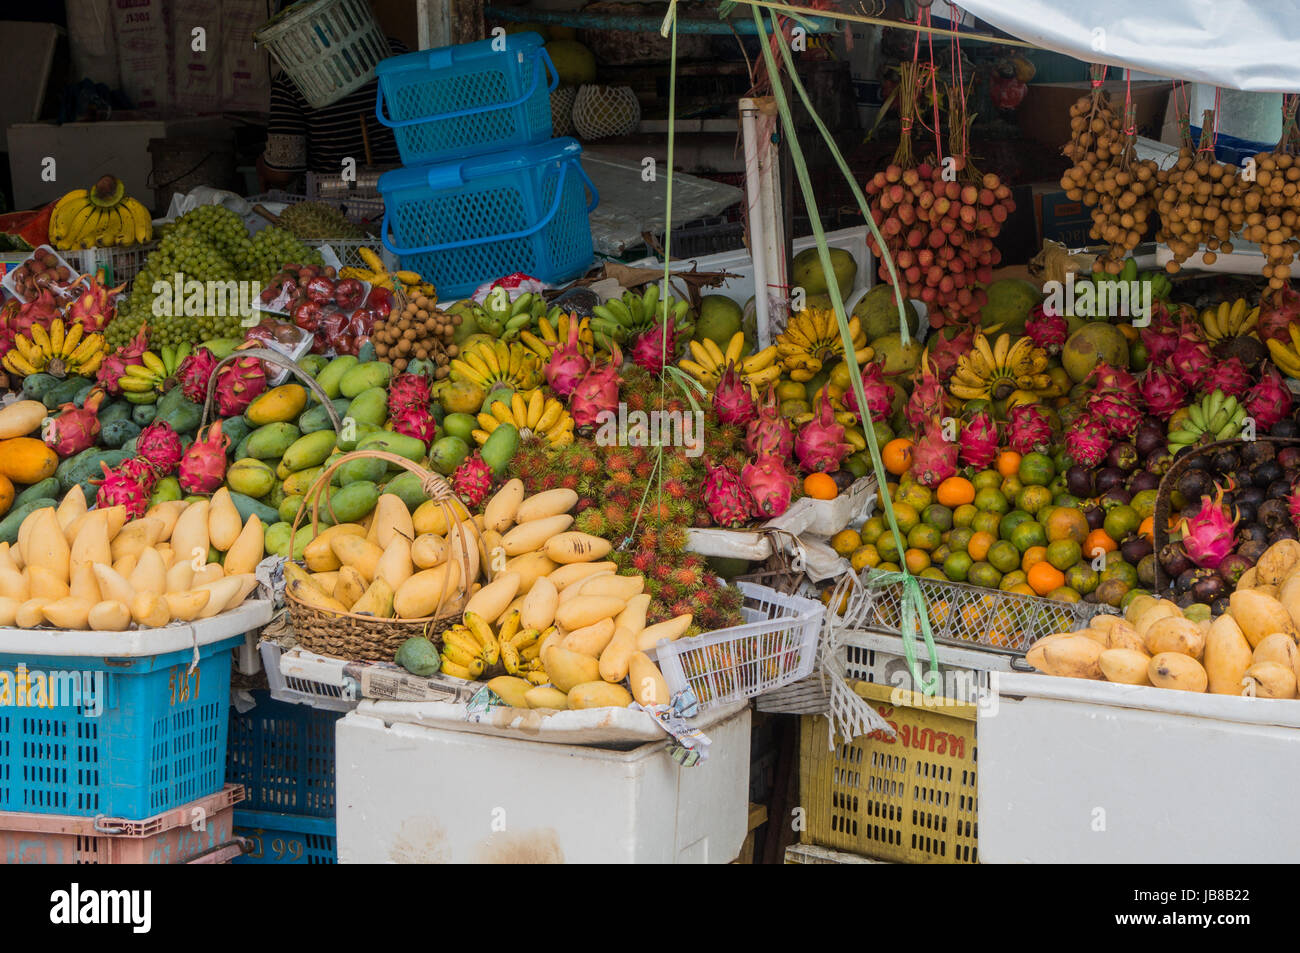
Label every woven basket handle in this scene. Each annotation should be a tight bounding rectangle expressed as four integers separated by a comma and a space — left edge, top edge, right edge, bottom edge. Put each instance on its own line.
291, 449, 475, 620
200, 346, 343, 435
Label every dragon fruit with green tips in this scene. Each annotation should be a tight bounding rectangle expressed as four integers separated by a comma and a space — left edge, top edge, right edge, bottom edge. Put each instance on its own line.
910, 422, 957, 488
1140, 366, 1187, 420
1006, 403, 1052, 455
387, 372, 431, 415
844, 362, 894, 423
179, 421, 229, 494
45, 388, 105, 458
96, 324, 149, 396
569, 343, 621, 427
176, 346, 219, 403
1088, 362, 1141, 401
1200, 356, 1253, 399
135, 420, 184, 475
451, 452, 493, 507
958, 410, 999, 469
1065, 414, 1111, 467
215, 355, 267, 416
712, 360, 756, 426
1087, 392, 1143, 438
704, 463, 755, 527
906, 352, 947, 432
544, 319, 591, 399
795, 391, 852, 473
741, 456, 798, 519
630, 317, 677, 374
1025, 303, 1067, 355
392, 404, 438, 447
745, 386, 793, 460
1245, 364, 1293, 429
1180, 484, 1237, 569
92, 460, 155, 519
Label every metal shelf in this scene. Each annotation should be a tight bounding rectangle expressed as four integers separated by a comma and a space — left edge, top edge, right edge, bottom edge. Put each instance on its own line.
485, 5, 837, 35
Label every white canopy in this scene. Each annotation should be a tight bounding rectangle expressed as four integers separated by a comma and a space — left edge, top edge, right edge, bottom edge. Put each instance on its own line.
955, 0, 1300, 93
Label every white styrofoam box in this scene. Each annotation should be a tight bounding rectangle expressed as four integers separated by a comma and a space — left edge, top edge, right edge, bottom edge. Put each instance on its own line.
336, 703, 751, 863
0, 599, 272, 658
978, 672, 1300, 864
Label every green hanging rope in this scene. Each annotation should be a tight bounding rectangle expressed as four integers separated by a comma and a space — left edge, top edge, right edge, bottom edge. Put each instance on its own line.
749, 3, 941, 694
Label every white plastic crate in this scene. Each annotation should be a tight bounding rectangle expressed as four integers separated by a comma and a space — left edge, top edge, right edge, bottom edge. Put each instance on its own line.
978, 672, 1300, 864
62, 241, 158, 285
260, 640, 360, 712
335, 702, 751, 863
649, 582, 824, 713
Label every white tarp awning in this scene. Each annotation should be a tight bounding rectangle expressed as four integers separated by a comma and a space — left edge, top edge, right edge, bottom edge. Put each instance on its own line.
954, 0, 1300, 93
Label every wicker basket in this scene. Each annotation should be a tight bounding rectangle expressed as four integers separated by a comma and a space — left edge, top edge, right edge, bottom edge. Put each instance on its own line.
285, 449, 471, 662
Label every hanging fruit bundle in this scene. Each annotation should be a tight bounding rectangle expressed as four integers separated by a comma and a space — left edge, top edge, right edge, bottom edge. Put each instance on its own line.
863, 66, 1015, 328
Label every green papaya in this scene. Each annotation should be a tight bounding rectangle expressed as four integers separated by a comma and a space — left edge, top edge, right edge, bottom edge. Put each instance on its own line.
395, 636, 441, 676
43, 377, 89, 410
131, 402, 157, 427
228, 491, 279, 527
246, 422, 301, 460
315, 355, 358, 399
14, 477, 60, 508
339, 361, 392, 398
156, 386, 203, 435
220, 417, 255, 454
98, 400, 133, 426
58, 449, 132, 494
74, 384, 96, 407
0, 498, 58, 545
356, 340, 377, 363
344, 386, 388, 428
100, 419, 141, 449
20, 372, 58, 401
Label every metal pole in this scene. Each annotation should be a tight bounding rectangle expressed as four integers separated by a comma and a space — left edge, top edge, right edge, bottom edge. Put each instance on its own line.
741, 100, 772, 348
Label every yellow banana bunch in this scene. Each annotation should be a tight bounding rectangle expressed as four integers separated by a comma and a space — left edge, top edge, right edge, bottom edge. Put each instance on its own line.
48, 178, 152, 250
449, 339, 541, 391
473, 389, 574, 448
1201, 298, 1258, 345
949, 332, 1051, 402
774, 306, 871, 381
679, 331, 781, 396
441, 611, 545, 679
341, 249, 435, 302
519, 312, 596, 363
2, 318, 105, 379
1266, 325, 1300, 379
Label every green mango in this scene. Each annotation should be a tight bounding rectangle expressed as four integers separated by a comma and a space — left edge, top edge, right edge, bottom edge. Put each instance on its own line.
14, 477, 60, 508
338, 421, 381, 452
282, 430, 337, 472
278, 495, 306, 525
264, 521, 293, 558
201, 337, 241, 359
441, 413, 477, 443
315, 355, 359, 399
382, 471, 428, 511
429, 435, 470, 476
298, 354, 329, 377
246, 422, 301, 460
322, 481, 380, 524
282, 465, 324, 498
339, 360, 393, 398
265, 480, 287, 510
337, 455, 387, 485
480, 423, 519, 476
149, 476, 182, 505
226, 458, 276, 498
344, 386, 388, 428
299, 398, 352, 434
395, 636, 441, 676
357, 430, 426, 464
221, 417, 255, 455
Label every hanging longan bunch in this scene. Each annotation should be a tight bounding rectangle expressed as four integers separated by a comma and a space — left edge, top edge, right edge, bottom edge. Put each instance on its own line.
1155, 112, 1242, 271
1237, 150, 1300, 293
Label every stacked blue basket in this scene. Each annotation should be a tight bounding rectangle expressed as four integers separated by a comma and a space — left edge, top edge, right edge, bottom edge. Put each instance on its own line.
375, 33, 598, 299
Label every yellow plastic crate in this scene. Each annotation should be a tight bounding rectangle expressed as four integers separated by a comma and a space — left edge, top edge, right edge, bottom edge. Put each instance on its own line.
799, 680, 978, 864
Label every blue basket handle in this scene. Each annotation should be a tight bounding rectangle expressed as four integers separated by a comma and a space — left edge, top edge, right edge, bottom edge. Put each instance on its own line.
376, 49, 558, 129
382, 159, 597, 256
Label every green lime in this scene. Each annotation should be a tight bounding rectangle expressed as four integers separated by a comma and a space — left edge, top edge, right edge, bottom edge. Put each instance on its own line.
1018, 451, 1055, 486
942, 550, 973, 581
1103, 505, 1140, 543
1046, 538, 1082, 571
987, 539, 1022, 573
973, 487, 1009, 514
999, 509, 1033, 541
922, 503, 954, 532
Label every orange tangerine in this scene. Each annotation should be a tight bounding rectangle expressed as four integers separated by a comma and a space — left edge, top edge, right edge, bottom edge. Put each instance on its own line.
967, 530, 995, 562
1027, 561, 1066, 596
882, 438, 913, 475
1084, 528, 1117, 560
803, 472, 838, 500
995, 450, 1022, 478
936, 476, 975, 507
1021, 545, 1049, 573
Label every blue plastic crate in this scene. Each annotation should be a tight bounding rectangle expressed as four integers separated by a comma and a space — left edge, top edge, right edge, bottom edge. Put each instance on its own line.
376, 33, 557, 166
234, 809, 337, 864
0, 636, 241, 820
379, 137, 597, 299
226, 691, 340, 817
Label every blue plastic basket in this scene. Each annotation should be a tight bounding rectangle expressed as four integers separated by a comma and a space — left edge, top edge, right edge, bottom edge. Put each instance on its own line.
0, 636, 241, 820
379, 137, 597, 299
234, 809, 337, 864
226, 691, 340, 818
375, 33, 557, 166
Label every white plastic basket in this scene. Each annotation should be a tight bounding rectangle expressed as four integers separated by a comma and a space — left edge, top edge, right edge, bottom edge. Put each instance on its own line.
260, 640, 360, 712
254, 0, 390, 109
649, 582, 824, 713
62, 241, 159, 286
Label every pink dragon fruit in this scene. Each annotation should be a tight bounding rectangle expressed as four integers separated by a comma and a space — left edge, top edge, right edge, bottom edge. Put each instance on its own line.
451, 452, 493, 506
179, 421, 229, 494
1139, 302, 1181, 365
1246, 364, 1294, 430
66, 270, 124, 332
136, 420, 184, 475
215, 355, 268, 416
1065, 414, 1112, 467
1180, 484, 1237, 569
906, 352, 947, 432
712, 360, 757, 426
1258, 286, 1300, 343
0, 289, 59, 358
1006, 403, 1052, 455
745, 386, 794, 460
703, 463, 755, 528
97, 324, 149, 396
1289, 489, 1300, 529
119, 456, 161, 492
741, 456, 799, 519
544, 318, 591, 399
844, 362, 894, 423
958, 410, 999, 468
1168, 331, 1214, 390
910, 423, 958, 488
928, 322, 978, 379
630, 318, 677, 374
45, 389, 106, 458
569, 343, 622, 427
1140, 365, 1188, 420
392, 404, 438, 447
176, 347, 219, 404
387, 372, 431, 415
1087, 392, 1144, 438
1200, 356, 1253, 398
92, 461, 154, 519
1025, 303, 1067, 355
1089, 362, 1141, 400
794, 391, 853, 473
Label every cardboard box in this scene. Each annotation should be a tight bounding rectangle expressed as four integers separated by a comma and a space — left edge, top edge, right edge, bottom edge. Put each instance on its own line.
1019, 81, 1170, 153
1035, 188, 1094, 250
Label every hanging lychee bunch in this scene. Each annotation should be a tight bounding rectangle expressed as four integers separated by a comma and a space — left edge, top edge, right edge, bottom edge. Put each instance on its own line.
863, 69, 1015, 327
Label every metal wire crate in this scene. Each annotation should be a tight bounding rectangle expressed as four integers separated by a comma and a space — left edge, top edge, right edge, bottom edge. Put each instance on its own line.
855, 569, 1115, 654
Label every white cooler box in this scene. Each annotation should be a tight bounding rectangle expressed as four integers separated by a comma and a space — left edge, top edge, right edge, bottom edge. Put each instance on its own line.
978, 672, 1300, 863
336, 700, 751, 864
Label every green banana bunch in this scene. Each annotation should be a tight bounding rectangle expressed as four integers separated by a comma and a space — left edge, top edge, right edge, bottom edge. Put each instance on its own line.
590, 284, 695, 344
476, 287, 544, 337
1167, 389, 1248, 453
